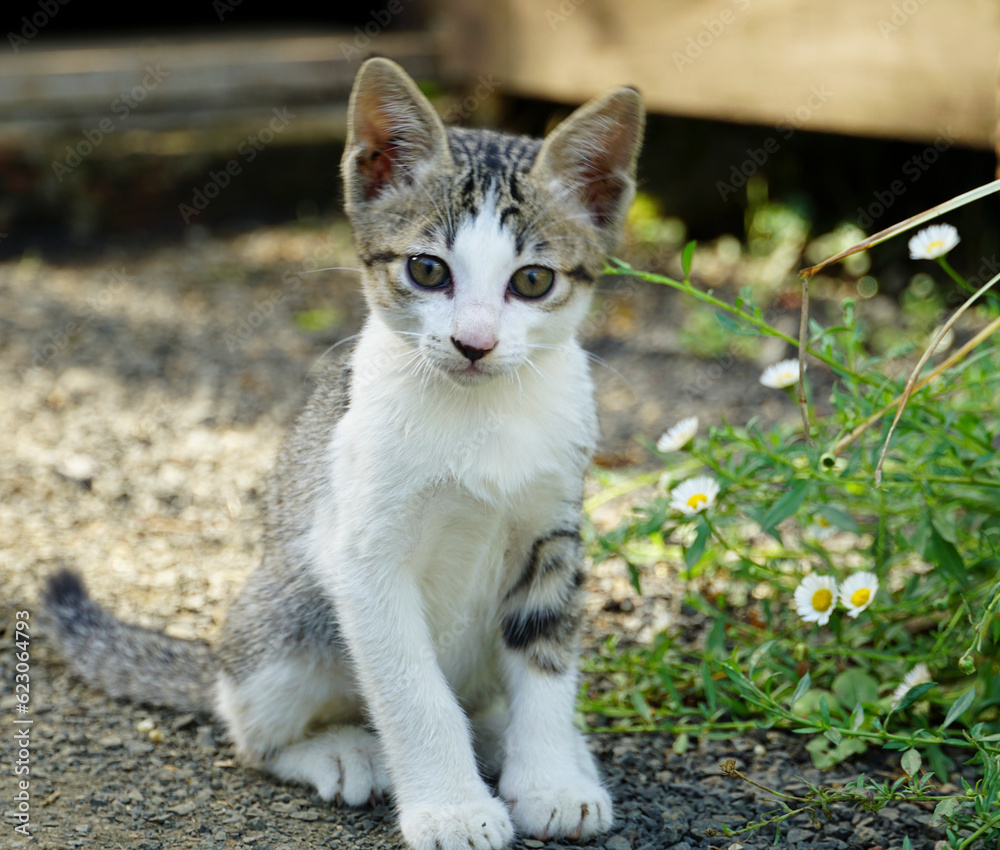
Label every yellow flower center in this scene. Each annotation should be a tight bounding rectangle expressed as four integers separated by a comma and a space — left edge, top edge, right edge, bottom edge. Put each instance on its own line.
850, 587, 871, 608
811, 588, 833, 612
686, 493, 708, 510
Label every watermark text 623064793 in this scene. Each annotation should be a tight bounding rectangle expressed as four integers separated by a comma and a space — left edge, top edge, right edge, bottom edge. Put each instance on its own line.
9, 611, 33, 837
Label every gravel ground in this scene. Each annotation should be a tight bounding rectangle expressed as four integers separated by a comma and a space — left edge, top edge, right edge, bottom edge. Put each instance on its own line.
0, 224, 949, 849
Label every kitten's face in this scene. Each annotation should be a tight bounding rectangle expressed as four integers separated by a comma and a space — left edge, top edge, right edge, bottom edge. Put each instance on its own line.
341, 60, 644, 385
351, 137, 604, 384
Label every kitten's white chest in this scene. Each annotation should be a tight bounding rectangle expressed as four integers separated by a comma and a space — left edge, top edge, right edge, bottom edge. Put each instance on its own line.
345, 321, 596, 505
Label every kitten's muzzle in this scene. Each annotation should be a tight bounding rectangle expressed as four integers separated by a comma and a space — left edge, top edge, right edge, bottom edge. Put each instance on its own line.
451, 337, 494, 363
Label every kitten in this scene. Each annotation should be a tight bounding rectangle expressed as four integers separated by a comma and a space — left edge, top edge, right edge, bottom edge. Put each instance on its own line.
43, 58, 644, 850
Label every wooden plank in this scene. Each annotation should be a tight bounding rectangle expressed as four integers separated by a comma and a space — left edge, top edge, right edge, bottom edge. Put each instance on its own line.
437, 0, 999, 148
0, 31, 435, 142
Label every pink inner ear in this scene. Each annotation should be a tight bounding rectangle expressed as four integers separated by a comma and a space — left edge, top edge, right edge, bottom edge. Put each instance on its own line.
549, 96, 641, 230
353, 97, 401, 199
358, 145, 397, 200
581, 170, 626, 229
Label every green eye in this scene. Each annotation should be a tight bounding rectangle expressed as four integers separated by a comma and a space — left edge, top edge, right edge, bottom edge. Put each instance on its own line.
509, 266, 555, 299
407, 255, 451, 289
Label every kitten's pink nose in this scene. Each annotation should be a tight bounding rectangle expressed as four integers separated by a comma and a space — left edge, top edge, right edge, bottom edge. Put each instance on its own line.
451, 336, 495, 362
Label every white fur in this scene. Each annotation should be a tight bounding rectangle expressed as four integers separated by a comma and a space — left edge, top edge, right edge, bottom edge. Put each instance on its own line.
217, 197, 606, 849
309, 202, 602, 846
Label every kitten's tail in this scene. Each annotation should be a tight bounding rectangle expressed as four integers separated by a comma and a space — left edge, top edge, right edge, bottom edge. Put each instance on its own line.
41, 569, 218, 714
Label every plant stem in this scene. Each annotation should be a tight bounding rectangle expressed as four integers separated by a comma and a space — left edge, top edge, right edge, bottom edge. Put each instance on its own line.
607, 260, 879, 387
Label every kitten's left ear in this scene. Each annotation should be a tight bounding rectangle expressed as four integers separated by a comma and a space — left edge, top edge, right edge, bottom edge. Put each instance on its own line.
531, 87, 645, 247
342, 57, 452, 208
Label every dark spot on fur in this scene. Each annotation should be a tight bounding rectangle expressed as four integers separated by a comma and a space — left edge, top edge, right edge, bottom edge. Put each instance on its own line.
566, 265, 595, 283
506, 528, 580, 598
361, 251, 401, 267
501, 608, 566, 649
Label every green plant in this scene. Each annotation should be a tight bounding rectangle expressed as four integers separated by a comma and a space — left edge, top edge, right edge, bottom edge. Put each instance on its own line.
584, 189, 1000, 848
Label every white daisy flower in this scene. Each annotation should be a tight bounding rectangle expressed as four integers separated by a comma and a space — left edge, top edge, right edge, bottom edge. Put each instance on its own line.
908, 223, 960, 261
793, 575, 838, 626
657, 416, 699, 453
805, 514, 836, 541
839, 571, 879, 618
669, 475, 719, 515
890, 662, 932, 710
759, 358, 801, 389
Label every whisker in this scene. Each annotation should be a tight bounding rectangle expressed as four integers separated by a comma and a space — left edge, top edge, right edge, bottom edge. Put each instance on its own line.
308, 334, 362, 373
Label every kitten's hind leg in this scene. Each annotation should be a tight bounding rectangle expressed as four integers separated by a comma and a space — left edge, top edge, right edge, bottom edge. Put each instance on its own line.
216, 656, 389, 806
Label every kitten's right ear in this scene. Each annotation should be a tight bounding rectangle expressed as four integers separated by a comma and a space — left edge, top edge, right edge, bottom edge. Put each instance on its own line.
342, 58, 452, 206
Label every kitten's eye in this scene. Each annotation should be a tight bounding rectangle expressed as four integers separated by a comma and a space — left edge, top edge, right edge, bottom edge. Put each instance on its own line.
509, 266, 555, 300
407, 255, 451, 289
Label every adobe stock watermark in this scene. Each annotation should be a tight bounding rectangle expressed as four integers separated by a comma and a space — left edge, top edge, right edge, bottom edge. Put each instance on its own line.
673, 0, 750, 74
545, 0, 587, 31
339, 0, 415, 61
213, 0, 243, 21
9, 610, 33, 838
19, 269, 133, 378
441, 74, 500, 124
855, 127, 955, 231
51, 65, 170, 182
716, 85, 833, 201
222, 231, 338, 352
878, 0, 931, 39
7, 0, 70, 52
178, 107, 295, 225
854, 127, 954, 230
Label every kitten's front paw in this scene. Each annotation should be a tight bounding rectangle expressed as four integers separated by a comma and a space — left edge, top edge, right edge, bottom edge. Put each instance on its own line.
400, 796, 514, 850
503, 780, 613, 841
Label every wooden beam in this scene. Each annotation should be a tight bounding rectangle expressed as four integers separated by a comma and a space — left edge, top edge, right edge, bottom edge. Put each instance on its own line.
436, 0, 999, 149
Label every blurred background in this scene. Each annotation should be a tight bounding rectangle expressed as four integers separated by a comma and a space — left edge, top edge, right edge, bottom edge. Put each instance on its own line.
2, 0, 999, 457
2, 0, 997, 255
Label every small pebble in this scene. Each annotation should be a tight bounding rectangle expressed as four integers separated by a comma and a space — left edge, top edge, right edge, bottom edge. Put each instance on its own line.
605, 835, 631, 850
136, 719, 155, 733
148, 728, 165, 744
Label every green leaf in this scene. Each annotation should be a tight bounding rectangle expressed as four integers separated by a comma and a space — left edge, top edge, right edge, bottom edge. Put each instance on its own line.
832, 669, 879, 709
806, 734, 868, 769
893, 681, 936, 714
625, 559, 642, 594
816, 505, 860, 534
850, 702, 865, 731
748, 640, 775, 676
672, 731, 690, 754
629, 689, 653, 725
760, 481, 811, 538
706, 612, 727, 656
901, 748, 922, 777
925, 521, 969, 588
941, 688, 976, 731
927, 745, 952, 782
681, 240, 696, 281
715, 309, 743, 334
684, 516, 711, 570
789, 672, 812, 711
824, 727, 842, 746
820, 695, 831, 725
702, 661, 718, 713
930, 796, 961, 827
